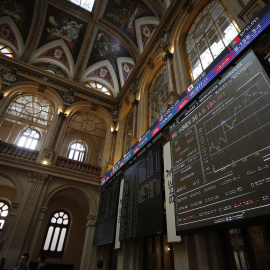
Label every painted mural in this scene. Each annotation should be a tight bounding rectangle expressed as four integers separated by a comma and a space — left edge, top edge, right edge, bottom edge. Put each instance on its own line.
39, 5, 87, 63
88, 66, 114, 88
88, 29, 132, 84
0, 24, 18, 49
0, 0, 35, 42
141, 24, 157, 49
38, 46, 70, 70
122, 62, 134, 82
103, 0, 155, 45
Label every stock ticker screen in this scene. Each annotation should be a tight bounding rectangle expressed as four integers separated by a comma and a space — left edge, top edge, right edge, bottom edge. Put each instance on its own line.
119, 143, 164, 241
170, 50, 270, 233
93, 177, 121, 246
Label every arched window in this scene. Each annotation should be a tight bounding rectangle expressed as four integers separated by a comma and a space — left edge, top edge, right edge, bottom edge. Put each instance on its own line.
149, 65, 168, 126
60, 112, 106, 166
67, 141, 86, 162
0, 201, 10, 232
0, 93, 54, 150
17, 127, 41, 150
84, 81, 112, 96
0, 43, 14, 58
36, 63, 66, 78
42, 210, 70, 258
124, 107, 134, 153
186, 1, 239, 81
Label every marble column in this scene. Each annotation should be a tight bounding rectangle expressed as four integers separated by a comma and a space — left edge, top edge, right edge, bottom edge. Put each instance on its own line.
2, 172, 52, 269
48, 112, 67, 149
162, 51, 177, 94
79, 215, 97, 270
109, 130, 117, 165
132, 99, 139, 139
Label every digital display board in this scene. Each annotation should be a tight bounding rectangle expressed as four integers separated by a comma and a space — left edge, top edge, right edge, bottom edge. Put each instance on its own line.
101, 4, 270, 186
93, 177, 121, 246
170, 50, 270, 232
119, 143, 164, 241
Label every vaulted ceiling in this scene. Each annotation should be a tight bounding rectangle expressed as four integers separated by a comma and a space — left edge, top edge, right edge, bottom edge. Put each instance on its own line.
0, 0, 175, 100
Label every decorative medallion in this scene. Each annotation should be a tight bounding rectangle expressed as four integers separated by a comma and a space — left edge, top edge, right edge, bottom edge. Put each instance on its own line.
0, 23, 18, 49
38, 46, 70, 70
89, 66, 114, 87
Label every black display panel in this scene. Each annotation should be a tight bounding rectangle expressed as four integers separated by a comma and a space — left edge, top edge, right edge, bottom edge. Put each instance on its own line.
93, 177, 121, 246
170, 51, 270, 233
119, 143, 164, 241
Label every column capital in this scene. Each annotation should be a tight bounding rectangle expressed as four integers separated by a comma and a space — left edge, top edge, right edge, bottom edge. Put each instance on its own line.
86, 214, 97, 227
162, 51, 173, 62
59, 111, 67, 118
132, 99, 139, 106
28, 172, 52, 184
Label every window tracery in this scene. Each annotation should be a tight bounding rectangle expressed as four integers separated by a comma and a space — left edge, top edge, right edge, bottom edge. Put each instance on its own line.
84, 81, 111, 96
42, 210, 70, 258
186, 1, 239, 81
149, 65, 168, 127
0, 93, 54, 150
0, 43, 14, 58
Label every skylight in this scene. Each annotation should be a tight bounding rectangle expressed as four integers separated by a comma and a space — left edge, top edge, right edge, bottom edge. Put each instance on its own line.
68, 0, 95, 12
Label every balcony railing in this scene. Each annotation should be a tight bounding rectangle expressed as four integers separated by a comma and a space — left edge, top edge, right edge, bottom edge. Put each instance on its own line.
56, 156, 101, 176
0, 141, 38, 161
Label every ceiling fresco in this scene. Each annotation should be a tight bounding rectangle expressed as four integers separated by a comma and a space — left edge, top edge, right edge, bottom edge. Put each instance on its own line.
38, 4, 88, 63
0, 0, 167, 96
0, 0, 35, 43
88, 29, 133, 87
103, 0, 156, 45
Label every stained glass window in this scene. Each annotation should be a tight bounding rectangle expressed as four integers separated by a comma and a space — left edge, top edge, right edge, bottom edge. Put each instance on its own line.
186, 1, 239, 81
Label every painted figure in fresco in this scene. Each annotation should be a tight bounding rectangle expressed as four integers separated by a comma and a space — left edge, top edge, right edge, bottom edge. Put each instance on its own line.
106, 0, 148, 34
47, 15, 83, 42
93, 32, 120, 59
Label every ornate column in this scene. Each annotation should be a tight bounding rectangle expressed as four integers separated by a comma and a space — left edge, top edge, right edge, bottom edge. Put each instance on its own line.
48, 112, 67, 149
107, 107, 119, 171
131, 78, 139, 147
42, 112, 67, 164
109, 130, 117, 165
3, 172, 52, 269
161, 29, 179, 105
79, 215, 97, 270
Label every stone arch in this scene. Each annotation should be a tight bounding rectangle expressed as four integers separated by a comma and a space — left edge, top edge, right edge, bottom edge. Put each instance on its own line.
43, 184, 97, 216
63, 102, 113, 174
137, 48, 165, 138
0, 170, 23, 203
28, 39, 75, 79
0, 16, 24, 58
1, 81, 64, 114
80, 60, 119, 96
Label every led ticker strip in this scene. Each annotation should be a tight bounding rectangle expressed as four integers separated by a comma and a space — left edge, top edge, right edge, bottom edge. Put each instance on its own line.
101, 5, 270, 186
